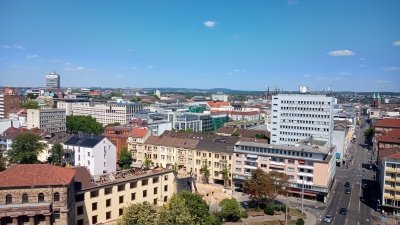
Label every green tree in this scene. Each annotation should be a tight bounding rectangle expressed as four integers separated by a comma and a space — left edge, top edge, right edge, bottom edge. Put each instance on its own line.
158, 194, 195, 225
364, 127, 375, 144
20, 100, 39, 109
26, 93, 38, 99
131, 97, 142, 102
48, 143, 64, 165
118, 202, 158, 225
106, 122, 121, 127
66, 115, 103, 135
8, 133, 47, 164
201, 161, 210, 183
219, 198, 242, 222
119, 146, 132, 169
109, 91, 123, 98
172, 163, 178, 180
177, 191, 211, 225
254, 133, 266, 139
143, 155, 152, 169
243, 169, 288, 203
220, 164, 230, 187
0, 155, 7, 171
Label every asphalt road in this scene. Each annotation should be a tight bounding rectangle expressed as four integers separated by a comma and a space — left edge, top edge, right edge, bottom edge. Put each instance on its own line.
319, 117, 378, 225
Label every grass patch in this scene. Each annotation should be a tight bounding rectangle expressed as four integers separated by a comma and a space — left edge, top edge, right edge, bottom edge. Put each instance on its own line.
288, 208, 306, 218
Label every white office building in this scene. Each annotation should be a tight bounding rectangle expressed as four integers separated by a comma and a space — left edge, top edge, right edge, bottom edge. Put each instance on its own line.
270, 88, 334, 146
45, 71, 60, 90
57, 99, 90, 116
72, 102, 144, 126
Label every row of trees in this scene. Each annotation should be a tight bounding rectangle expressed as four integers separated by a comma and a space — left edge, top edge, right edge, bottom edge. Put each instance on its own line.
119, 191, 246, 225
5, 133, 65, 164
66, 115, 103, 135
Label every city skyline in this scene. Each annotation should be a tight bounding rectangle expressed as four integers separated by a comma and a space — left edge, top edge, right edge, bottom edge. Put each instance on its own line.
0, 0, 400, 92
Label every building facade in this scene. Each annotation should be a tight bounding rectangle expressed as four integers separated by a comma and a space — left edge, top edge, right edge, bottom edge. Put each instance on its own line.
46, 72, 61, 90
0, 92, 26, 119
64, 134, 116, 176
270, 92, 334, 146
72, 103, 144, 126
27, 109, 66, 133
233, 140, 336, 202
0, 164, 76, 225
57, 99, 90, 116
378, 149, 400, 215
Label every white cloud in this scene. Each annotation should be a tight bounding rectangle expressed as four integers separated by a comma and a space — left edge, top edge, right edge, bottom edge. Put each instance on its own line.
147, 65, 153, 69
233, 69, 240, 73
204, 20, 216, 28
381, 66, 400, 71
1, 45, 10, 49
26, 54, 38, 59
393, 40, 400, 46
64, 66, 95, 72
328, 49, 355, 56
288, 0, 299, 5
359, 58, 365, 61
2, 45, 25, 50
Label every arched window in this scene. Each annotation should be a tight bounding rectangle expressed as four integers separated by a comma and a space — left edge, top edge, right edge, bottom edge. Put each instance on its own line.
54, 192, 60, 202
38, 193, 44, 203
6, 194, 12, 205
22, 193, 29, 204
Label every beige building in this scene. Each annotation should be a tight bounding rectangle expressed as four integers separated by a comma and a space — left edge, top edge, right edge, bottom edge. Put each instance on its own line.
378, 148, 400, 215
0, 164, 76, 225
233, 139, 336, 202
27, 108, 66, 133
74, 167, 174, 225
71, 103, 144, 126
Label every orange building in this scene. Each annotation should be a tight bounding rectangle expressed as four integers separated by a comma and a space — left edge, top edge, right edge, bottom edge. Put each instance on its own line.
103, 126, 136, 156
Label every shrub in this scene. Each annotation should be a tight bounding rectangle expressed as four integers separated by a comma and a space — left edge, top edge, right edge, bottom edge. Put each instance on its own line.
264, 205, 275, 215
240, 210, 248, 218
274, 205, 281, 211
280, 205, 287, 212
296, 218, 305, 225
258, 202, 267, 210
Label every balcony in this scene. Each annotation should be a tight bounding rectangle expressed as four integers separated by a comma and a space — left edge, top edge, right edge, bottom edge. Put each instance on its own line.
384, 185, 396, 191
270, 161, 285, 166
386, 167, 396, 173
386, 177, 396, 182
244, 164, 257, 170
296, 180, 313, 186
298, 164, 314, 170
384, 193, 396, 199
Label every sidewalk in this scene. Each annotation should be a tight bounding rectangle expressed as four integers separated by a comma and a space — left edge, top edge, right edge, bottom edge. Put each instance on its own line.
223, 210, 317, 225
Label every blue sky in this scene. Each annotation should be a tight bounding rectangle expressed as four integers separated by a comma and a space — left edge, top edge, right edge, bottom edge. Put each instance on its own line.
0, 0, 399, 92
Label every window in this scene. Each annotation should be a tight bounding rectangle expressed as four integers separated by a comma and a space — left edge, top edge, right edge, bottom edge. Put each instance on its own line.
130, 181, 137, 189
106, 211, 111, 220
90, 190, 99, 198
119, 208, 124, 216
76, 194, 84, 202
143, 190, 147, 197
53, 192, 60, 202
142, 179, 148, 186
164, 185, 168, 192
105, 187, 113, 195
106, 199, 111, 207
164, 196, 168, 202
6, 194, 12, 205
92, 202, 97, 211
38, 193, 44, 203
154, 198, 158, 205
164, 175, 168, 181
77, 206, 83, 215
119, 196, 124, 204
77, 219, 84, 225
54, 210, 60, 220
154, 187, 158, 195
22, 193, 29, 204
92, 216, 97, 224
131, 193, 136, 200
118, 184, 125, 191
153, 177, 159, 183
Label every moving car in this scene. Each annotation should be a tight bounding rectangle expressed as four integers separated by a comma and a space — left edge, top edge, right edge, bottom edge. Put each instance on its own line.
344, 182, 351, 187
323, 215, 332, 223
339, 208, 347, 215
345, 188, 351, 194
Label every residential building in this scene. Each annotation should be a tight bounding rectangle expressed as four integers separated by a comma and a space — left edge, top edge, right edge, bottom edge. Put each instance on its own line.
332, 120, 354, 165
72, 103, 144, 126
0, 90, 26, 119
377, 130, 400, 151
378, 148, 400, 215
0, 127, 45, 156
211, 93, 229, 102
270, 90, 334, 146
57, 99, 90, 116
374, 119, 400, 140
45, 71, 61, 90
0, 164, 76, 225
64, 134, 116, 176
27, 108, 66, 133
74, 167, 174, 225
103, 126, 136, 156
127, 127, 151, 160
233, 139, 336, 202
174, 113, 203, 132
215, 126, 270, 141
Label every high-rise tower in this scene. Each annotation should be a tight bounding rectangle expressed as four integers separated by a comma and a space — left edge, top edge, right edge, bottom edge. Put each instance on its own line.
45, 71, 60, 90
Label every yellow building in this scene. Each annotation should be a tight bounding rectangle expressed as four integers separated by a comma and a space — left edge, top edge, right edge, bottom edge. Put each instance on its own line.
379, 148, 400, 215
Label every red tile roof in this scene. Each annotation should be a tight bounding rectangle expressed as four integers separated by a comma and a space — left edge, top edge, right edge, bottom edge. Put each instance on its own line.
207, 101, 230, 108
379, 148, 400, 160
375, 119, 400, 128
0, 164, 76, 188
0, 127, 45, 140
130, 127, 149, 138
378, 130, 400, 144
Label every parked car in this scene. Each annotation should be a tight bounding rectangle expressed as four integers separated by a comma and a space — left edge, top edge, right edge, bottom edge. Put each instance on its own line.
362, 183, 368, 189
324, 215, 332, 223
339, 208, 347, 215
345, 188, 351, 194
344, 182, 351, 187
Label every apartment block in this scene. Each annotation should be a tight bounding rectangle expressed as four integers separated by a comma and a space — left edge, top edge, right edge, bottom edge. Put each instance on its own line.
270, 91, 334, 145
64, 134, 116, 176
27, 108, 66, 133
57, 99, 90, 116
74, 167, 174, 225
0, 89, 26, 119
378, 149, 400, 215
233, 139, 336, 202
72, 103, 144, 126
